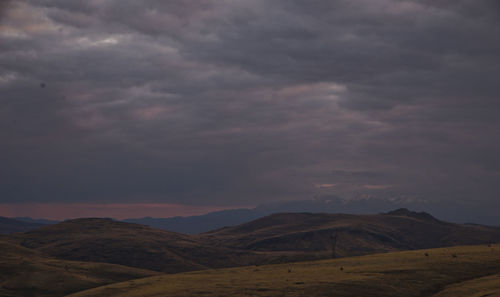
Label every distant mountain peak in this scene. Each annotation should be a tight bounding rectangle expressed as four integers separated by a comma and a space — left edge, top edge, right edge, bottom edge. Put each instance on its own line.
385, 208, 439, 222
63, 217, 115, 224
0, 216, 45, 234
39, 217, 152, 233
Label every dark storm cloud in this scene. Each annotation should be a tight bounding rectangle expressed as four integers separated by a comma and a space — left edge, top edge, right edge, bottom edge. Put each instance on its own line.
1, 0, 499, 207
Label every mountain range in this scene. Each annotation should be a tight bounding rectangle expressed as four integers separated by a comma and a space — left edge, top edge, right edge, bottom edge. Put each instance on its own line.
3, 196, 498, 236
124, 196, 500, 234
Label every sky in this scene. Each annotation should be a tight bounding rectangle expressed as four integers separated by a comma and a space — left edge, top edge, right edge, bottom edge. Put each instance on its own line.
1, 0, 499, 219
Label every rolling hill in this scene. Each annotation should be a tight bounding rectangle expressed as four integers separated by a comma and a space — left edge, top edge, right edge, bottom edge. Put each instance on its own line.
6, 218, 260, 273
201, 209, 500, 257
65, 244, 500, 297
6, 209, 500, 276
0, 240, 157, 297
0, 216, 46, 234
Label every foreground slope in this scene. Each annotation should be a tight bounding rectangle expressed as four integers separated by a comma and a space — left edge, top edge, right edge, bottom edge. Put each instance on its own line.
66, 244, 500, 297
0, 240, 157, 297
431, 273, 500, 297
202, 209, 500, 257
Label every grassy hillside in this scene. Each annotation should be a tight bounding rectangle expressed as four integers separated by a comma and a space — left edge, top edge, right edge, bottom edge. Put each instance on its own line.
0, 240, 158, 297
67, 244, 500, 297
7, 218, 259, 273
431, 273, 500, 297
203, 210, 500, 257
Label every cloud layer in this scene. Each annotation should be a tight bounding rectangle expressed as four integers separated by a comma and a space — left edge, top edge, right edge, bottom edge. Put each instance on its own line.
1, 0, 499, 208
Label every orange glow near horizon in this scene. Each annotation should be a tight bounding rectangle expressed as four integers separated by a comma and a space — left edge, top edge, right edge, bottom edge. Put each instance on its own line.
0, 203, 245, 220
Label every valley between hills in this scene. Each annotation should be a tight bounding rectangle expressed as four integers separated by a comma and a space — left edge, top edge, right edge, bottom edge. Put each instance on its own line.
67, 244, 500, 297
1, 209, 500, 296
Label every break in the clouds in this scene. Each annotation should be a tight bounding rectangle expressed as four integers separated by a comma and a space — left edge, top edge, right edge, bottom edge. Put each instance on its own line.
1, 0, 499, 209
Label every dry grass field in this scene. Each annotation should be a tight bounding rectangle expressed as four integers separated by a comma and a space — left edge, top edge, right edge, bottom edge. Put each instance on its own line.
431, 273, 500, 297
67, 244, 500, 297
0, 240, 158, 297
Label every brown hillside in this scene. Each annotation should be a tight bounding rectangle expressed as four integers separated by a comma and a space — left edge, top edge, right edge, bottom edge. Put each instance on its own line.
201, 210, 500, 257
7, 218, 258, 273
0, 240, 157, 297
66, 244, 500, 297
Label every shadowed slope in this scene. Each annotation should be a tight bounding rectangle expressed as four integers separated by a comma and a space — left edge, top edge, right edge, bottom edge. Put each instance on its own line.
66, 244, 500, 297
8, 218, 257, 273
0, 240, 157, 297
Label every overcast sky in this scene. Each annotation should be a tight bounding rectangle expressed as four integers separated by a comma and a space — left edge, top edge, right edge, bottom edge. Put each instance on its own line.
1, 0, 499, 216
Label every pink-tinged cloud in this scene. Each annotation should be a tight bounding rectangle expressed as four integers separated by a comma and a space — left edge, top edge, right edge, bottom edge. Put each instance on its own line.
133, 105, 174, 120
0, 203, 242, 220
314, 183, 337, 188
362, 184, 392, 190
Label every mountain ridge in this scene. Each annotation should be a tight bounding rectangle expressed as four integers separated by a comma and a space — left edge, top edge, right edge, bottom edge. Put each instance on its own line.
123, 197, 500, 234
0, 216, 46, 234
6, 209, 500, 275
